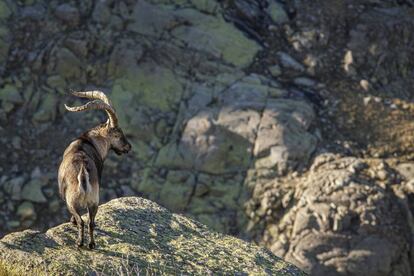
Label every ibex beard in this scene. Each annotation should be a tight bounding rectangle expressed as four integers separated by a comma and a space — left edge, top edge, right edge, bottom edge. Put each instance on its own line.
58, 91, 131, 249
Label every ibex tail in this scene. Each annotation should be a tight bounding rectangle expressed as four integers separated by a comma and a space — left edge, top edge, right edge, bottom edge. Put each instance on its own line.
77, 163, 90, 193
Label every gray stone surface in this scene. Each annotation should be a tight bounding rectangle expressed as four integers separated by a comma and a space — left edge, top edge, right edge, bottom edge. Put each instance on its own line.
266, 1, 288, 24
277, 52, 305, 72
21, 179, 47, 203
3, 176, 25, 201
54, 4, 80, 26
246, 155, 413, 275
253, 100, 316, 174
396, 163, 414, 181
16, 201, 36, 221
3, 1, 414, 275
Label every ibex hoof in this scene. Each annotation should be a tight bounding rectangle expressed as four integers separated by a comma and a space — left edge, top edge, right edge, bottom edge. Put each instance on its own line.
88, 242, 96, 249
76, 240, 84, 247
70, 216, 77, 226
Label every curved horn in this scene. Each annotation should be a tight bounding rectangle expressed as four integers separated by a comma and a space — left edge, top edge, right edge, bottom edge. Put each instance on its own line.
70, 90, 112, 106
65, 100, 118, 127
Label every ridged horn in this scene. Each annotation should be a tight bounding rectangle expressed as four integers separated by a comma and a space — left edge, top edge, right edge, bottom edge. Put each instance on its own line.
70, 90, 112, 106
64, 99, 118, 127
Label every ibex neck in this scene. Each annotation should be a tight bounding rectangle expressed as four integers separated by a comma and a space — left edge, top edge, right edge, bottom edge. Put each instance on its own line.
82, 131, 110, 161
91, 136, 110, 161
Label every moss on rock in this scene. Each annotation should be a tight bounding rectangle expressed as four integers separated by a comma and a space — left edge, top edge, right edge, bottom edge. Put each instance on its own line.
0, 84, 22, 113
0, 197, 305, 275
112, 62, 184, 113
0, 1, 11, 20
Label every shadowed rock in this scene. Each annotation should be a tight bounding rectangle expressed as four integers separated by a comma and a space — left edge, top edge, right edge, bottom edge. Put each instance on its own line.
247, 154, 412, 275
0, 197, 305, 275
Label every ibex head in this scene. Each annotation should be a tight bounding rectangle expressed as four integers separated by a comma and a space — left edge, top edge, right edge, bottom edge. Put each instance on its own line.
65, 91, 132, 156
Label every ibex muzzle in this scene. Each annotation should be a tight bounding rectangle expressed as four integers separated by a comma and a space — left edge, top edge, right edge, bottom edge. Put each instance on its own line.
58, 91, 131, 249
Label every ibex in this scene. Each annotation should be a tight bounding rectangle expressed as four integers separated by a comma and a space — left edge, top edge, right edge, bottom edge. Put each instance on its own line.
58, 91, 131, 249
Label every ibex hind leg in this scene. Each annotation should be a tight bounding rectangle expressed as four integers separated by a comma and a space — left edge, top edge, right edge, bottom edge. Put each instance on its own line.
68, 205, 84, 247
70, 215, 77, 226
87, 204, 98, 249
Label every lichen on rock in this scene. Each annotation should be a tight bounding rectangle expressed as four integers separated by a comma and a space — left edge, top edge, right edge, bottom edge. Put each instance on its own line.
0, 197, 305, 276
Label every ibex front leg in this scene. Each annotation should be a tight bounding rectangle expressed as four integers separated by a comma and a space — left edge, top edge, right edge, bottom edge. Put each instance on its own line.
87, 204, 98, 249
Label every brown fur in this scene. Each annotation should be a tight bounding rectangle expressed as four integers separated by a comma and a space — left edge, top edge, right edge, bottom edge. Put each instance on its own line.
58, 122, 131, 249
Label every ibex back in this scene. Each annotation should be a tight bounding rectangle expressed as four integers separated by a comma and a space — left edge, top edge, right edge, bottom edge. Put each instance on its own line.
58, 91, 131, 249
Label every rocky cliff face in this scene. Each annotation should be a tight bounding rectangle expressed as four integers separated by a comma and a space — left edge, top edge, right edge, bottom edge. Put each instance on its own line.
1, 0, 414, 275
0, 197, 305, 275
0, 0, 316, 237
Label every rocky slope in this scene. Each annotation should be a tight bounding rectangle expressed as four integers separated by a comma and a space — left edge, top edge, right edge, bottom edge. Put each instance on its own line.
0, 197, 304, 275
1, 0, 414, 275
0, 0, 313, 237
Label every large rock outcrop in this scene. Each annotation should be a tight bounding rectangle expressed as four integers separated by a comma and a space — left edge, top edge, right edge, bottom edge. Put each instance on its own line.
0, 197, 304, 276
2, 0, 414, 275
246, 154, 414, 275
